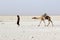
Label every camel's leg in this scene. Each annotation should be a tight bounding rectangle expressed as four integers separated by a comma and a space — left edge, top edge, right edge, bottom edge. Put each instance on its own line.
50, 20, 53, 26
38, 20, 42, 26
43, 20, 46, 26
47, 21, 50, 26
47, 19, 53, 26
38, 20, 46, 26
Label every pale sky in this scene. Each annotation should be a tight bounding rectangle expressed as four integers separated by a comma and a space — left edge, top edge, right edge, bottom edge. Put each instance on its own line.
0, 0, 60, 16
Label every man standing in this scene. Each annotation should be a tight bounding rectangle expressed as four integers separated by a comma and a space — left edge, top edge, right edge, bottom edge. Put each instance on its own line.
17, 15, 20, 26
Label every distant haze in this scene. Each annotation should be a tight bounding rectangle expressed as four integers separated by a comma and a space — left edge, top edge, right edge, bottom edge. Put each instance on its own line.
0, 0, 60, 16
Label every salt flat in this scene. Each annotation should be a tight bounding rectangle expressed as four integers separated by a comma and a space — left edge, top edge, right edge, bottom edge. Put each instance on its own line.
0, 16, 60, 40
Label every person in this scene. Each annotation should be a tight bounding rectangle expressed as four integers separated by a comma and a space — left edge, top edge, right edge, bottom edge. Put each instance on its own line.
17, 15, 20, 26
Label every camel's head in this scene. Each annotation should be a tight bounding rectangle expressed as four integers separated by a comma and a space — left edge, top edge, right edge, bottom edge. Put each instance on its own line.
32, 17, 38, 19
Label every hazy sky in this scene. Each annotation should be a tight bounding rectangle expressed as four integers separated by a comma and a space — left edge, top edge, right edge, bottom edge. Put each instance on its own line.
0, 0, 60, 16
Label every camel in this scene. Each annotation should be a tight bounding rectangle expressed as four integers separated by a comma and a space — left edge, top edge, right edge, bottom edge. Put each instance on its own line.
32, 13, 53, 26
